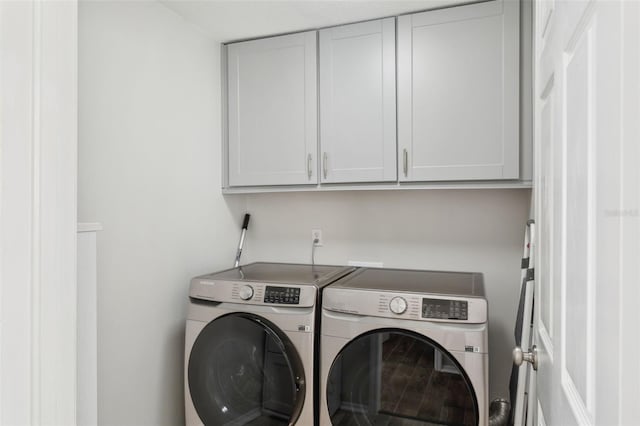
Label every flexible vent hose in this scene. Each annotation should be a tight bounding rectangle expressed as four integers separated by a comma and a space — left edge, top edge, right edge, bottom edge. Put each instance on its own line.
488, 398, 511, 426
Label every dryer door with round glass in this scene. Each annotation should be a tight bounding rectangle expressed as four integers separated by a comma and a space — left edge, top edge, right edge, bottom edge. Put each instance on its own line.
326, 329, 478, 426
188, 313, 305, 425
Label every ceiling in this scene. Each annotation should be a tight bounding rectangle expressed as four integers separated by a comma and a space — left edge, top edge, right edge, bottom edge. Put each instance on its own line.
160, 0, 471, 41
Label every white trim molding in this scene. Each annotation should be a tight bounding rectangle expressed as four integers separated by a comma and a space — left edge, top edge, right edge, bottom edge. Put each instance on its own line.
77, 223, 103, 233
1, 1, 78, 424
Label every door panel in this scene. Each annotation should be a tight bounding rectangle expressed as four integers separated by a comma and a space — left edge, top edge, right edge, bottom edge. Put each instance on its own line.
532, 74, 556, 426
227, 31, 317, 186
563, 20, 594, 416
538, 78, 554, 342
319, 18, 396, 183
533, 1, 639, 425
397, 0, 519, 181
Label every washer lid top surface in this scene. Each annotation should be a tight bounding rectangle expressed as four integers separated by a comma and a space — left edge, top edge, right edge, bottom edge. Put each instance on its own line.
200, 262, 354, 287
331, 267, 485, 298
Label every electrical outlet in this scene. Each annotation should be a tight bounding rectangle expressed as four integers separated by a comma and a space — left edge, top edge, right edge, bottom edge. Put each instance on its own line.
311, 229, 323, 246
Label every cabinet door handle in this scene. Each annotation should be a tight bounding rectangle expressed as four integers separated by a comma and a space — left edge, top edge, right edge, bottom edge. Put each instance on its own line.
323, 152, 328, 179
307, 154, 313, 180
403, 149, 408, 177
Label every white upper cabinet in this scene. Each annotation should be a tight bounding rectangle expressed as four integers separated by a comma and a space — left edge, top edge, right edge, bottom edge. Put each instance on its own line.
319, 18, 397, 183
227, 31, 317, 186
397, 0, 520, 181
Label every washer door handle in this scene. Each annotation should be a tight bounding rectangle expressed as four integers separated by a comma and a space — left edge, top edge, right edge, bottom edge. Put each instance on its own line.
513, 345, 538, 371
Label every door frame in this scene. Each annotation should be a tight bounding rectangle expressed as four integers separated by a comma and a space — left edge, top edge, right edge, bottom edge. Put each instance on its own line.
0, 1, 78, 424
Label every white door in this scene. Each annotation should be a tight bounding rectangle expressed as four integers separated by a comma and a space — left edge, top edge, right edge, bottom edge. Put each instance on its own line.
530, 1, 640, 425
397, 0, 519, 182
227, 31, 317, 187
319, 18, 396, 183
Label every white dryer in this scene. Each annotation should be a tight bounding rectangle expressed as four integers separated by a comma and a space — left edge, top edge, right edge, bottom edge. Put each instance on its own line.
185, 262, 354, 426
320, 267, 488, 426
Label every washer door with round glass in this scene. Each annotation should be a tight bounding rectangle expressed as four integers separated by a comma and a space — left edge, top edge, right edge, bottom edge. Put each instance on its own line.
327, 329, 478, 426
188, 313, 305, 425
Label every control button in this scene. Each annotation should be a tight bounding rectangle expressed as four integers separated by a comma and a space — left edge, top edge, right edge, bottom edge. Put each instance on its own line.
389, 297, 408, 315
239, 285, 254, 301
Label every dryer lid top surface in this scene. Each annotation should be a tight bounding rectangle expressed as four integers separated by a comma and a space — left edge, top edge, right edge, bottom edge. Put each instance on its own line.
331, 267, 485, 298
200, 262, 354, 287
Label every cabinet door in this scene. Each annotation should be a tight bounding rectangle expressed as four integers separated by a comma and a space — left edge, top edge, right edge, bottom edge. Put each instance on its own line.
227, 31, 317, 187
319, 18, 396, 183
397, 0, 519, 182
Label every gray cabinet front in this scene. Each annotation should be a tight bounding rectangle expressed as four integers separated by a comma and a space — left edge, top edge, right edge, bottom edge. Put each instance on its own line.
397, 0, 520, 182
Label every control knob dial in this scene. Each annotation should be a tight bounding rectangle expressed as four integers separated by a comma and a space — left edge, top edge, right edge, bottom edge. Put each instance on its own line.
239, 285, 254, 301
389, 296, 408, 314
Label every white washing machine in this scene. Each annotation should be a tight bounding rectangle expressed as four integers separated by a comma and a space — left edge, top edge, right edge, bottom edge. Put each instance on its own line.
185, 262, 354, 426
320, 267, 489, 426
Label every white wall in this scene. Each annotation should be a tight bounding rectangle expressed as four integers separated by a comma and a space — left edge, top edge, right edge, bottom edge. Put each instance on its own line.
242, 189, 531, 401
78, 2, 245, 424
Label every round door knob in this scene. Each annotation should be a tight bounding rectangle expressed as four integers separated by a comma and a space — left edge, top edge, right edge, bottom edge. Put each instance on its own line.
513, 345, 538, 371
389, 297, 408, 314
239, 285, 254, 300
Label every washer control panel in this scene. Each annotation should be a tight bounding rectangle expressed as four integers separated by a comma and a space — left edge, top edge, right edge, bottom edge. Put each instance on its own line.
190, 279, 315, 307
422, 298, 468, 320
264, 286, 300, 305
